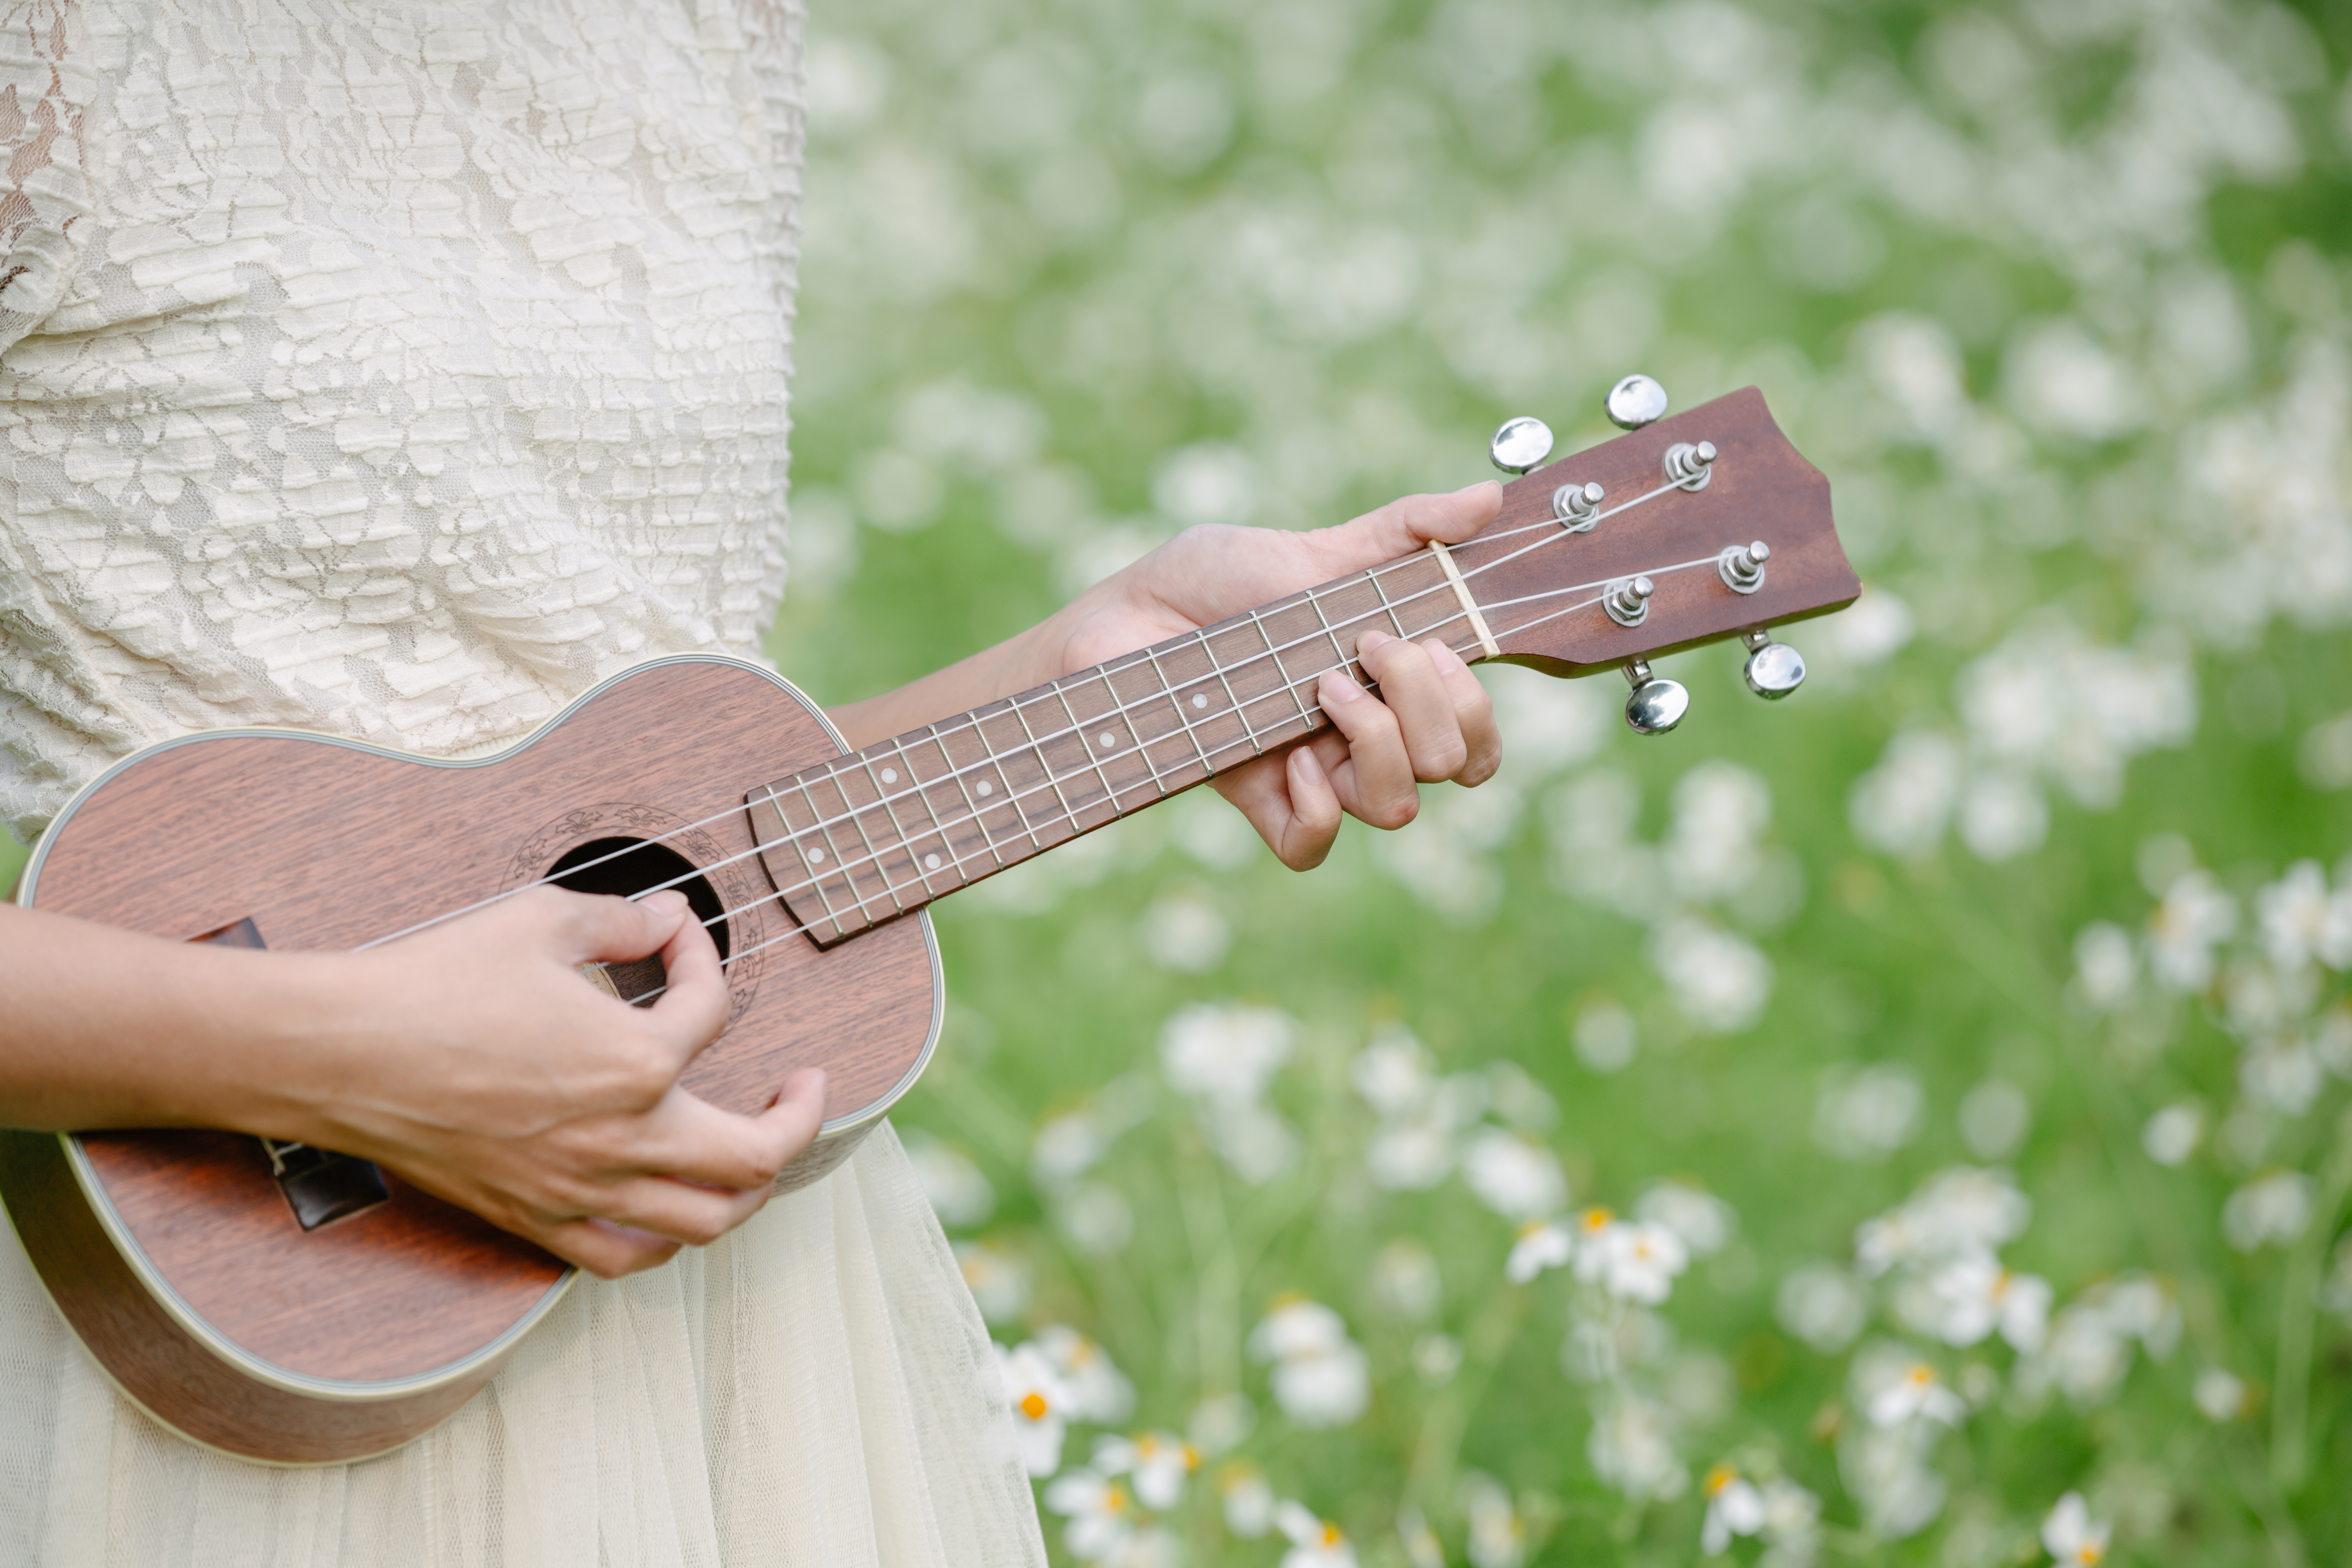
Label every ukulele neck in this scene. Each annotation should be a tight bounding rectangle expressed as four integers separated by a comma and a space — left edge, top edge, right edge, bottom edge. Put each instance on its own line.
746, 548, 1486, 945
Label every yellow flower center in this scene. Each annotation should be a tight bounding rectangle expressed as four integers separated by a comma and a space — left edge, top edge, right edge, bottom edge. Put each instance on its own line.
1704, 1463, 1738, 1497
2076, 1546, 2103, 1566
1906, 1364, 1934, 1388
1107, 1483, 1130, 1514
1019, 1392, 1049, 1421
1321, 1523, 1344, 1547
1581, 1206, 1615, 1232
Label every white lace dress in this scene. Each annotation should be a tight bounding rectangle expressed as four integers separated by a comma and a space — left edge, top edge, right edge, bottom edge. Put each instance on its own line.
0, 4, 1043, 1563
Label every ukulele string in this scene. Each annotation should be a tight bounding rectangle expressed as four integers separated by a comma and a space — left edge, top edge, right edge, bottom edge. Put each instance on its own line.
612, 601, 1615, 1007
616, 544, 1729, 984
354, 470, 1708, 953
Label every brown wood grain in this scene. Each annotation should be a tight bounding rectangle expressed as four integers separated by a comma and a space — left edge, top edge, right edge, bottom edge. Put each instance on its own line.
5, 657, 937, 1459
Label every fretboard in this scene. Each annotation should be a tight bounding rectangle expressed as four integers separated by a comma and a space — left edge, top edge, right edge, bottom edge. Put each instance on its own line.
747, 548, 1483, 944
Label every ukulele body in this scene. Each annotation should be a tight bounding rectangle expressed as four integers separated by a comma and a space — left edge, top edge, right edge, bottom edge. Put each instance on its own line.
0, 655, 941, 1464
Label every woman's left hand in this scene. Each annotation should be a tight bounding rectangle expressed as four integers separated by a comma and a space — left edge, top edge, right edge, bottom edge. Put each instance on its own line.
1033, 481, 1507, 870
827, 479, 1507, 871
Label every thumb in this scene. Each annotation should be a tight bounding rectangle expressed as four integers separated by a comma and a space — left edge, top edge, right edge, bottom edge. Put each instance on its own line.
1306, 479, 1502, 573
561, 887, 692, 965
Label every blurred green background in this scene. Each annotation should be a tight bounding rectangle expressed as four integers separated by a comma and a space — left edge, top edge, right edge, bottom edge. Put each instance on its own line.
769, 0, 2352, 1562
13, 0, 2344, 1562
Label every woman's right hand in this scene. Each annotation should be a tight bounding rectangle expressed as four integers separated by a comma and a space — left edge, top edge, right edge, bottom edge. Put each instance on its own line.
305, 888, 827, 1278
0, 889, 825, 1279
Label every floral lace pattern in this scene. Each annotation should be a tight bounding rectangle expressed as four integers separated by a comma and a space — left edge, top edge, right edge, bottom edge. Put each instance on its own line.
0, 0, 804, 838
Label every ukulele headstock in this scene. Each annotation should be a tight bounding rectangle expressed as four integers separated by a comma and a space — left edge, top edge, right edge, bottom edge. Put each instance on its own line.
1459, 382, 1859, 734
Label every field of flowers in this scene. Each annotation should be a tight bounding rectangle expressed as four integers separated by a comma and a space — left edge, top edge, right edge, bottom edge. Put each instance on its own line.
765, 0, 2352, 1563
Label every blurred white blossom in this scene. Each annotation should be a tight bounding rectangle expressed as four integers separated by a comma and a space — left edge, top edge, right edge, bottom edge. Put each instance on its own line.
1462, 1472, 1526, 1568
2193, 1367, 2249, 1422
1251, 1298, 1370, 1427
2223, 1170, 2314, 1250
1461, 1128, 1567, 1221
905, 1133, 996, 1227
1275, 1501, 1356, 1568
2147, 869, 2239, 992
1777, 1263, 1868, 1354
1219, 1465, 1276, 1538
2040, 1491, 2111, 1567
1650, 916, 1775, 1033
1587, 1390, 1687, 1501
1638, 1181, 1737, 1256
1815, 1063, 1925, 1162
956, 1240, 1031, 1325
2141, 1101, 2203, 1166
997, 1340, 1073, 1476
1038, 1325, 1136, 1426
1506, 1219, 1574, 1285
2256, 860, 2352, 972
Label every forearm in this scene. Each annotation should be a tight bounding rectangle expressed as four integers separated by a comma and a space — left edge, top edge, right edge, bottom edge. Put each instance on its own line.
0, 903, 339, 1134
824, 604, 1083, 750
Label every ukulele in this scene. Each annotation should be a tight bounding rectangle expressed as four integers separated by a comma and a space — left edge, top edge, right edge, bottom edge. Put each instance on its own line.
0, 384, 1857, 1463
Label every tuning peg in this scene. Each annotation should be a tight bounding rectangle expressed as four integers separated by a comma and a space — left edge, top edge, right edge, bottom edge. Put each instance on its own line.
1553, 481, 1603, 531
1623, 659, 1688, 735
1740, 629, 1806, 699
1490, 416, 1555, 474
1603, 575, 1655, 627
1664, 439, 1716, 490
1717, 539, 1768, 593
1606, 374, 1668, 430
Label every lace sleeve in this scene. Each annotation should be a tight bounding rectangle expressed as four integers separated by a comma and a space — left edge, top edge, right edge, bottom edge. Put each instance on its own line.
0, 3, 91, 357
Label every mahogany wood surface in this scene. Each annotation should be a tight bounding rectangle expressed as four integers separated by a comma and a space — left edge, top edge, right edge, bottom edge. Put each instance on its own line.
8, 659, 936, 1449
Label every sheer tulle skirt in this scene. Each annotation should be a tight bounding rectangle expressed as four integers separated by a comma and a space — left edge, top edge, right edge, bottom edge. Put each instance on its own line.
0, 1124, 1044, 1568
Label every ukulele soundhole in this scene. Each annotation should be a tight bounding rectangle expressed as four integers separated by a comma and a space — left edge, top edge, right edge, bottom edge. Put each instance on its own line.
548, 836, 731, 1004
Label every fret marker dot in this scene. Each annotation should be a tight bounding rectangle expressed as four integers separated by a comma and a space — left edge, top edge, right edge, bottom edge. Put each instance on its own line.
807, 846, 825, 863
1192, 694, 1208, 709
977, 780, 993, 796
1098, 731, 1118, 749
924, 853, 941, 871
880, 767, 898, 784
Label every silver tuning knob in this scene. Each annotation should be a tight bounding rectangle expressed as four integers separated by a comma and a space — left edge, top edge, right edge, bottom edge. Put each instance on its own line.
1623, 659, 1689, 735
1606, 374, 1668, 430
1490, 416, 1555, 475
1741, 629, 1806, 699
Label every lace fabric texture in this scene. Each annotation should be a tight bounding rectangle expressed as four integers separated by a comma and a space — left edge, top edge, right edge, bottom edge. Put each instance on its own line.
0, 4, 1044, 1563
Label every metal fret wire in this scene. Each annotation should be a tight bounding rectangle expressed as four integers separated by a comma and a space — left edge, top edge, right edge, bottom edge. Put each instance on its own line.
353, 471, 1698, 953
620, 583, 1635, 1004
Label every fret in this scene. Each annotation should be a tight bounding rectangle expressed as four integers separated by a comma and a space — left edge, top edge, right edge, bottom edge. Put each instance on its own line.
1048, 678, 1125, 817
924, 725, 1009, 875
1365, 561, 1411, 640
1302, 584, 1352, 674
831, 758, 910, 920
1007, 692, 1095, 836
1143, 645, 1217, 780
882, 734, 959, 896
746, 554, 1515, 946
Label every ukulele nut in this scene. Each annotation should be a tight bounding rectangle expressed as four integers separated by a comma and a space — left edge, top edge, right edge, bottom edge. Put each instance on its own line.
1604, 575, 1655, 628
1553, 481, 1604, 532
1664, 439, 1716, 490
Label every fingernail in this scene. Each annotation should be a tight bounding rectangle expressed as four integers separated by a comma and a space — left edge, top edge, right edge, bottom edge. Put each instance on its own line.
643, 890, 689, 915
1356, 628, 1394, 654
1319, 669, 1365, 705
1423, 638, 1466, 669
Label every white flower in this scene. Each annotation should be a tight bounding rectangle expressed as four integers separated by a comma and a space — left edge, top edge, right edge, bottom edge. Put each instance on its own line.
1912, 1255, 2053, 1352
1366, 1114, 1456, 1190
1091, 1430, 1199, 1510
1700, 1465, 1767, 1555
1866, 1361, 1968, 1427
2223, 1170, 2313, 1251
1957, 769, 2048, 862
1506, 1219, 1574, 1284
1136, 887, 1230, 972
1275, 1501, 1357, 1568
2147, 869, 2238, 992
1587, 1390, 1686, 1501
1032, 1108, 1114, 1187
1372, 1238, 1443, 1319
1814, 1063, 1924, 1162
1838, 1421, 1947, 1539
955, 1241, 1031, 1325
997, 1341, 1071, 1476
1251, 1297, 1370, 1427
1044, 1469, 1136, 1561
1460, 1128, 1566, 1221
1220, 1464, 1276, 1537
1856, 1167, 2032, 1274
2072, 922, 2138, 1009
2020, 1274, 2180, 1406
1958, 1079, 2033, 1161
1412, 1333, 1462, 1385
1776, 1263, 1868, 1354
2141, 1101, 2203, 1166
1038, 1325, 1136, 1425
1462, 1471, 1526, 1568
1649, 915, 1775, 1033
2240, 1038, 2325, 1116
1638, 1181, 1737, 1256
2257, 860, 2352, 972
1572, 999, 1639, 1073
1757, 1476, 1824, 1564
905, 1133, 996, 1227
2040, 1491, 2111, 1566
1850, 729, 1963, 859
1663, 761, 1773, 904
1351, 1028, 1436, 1115
1205, 1100, 1300, 1185
2193, 1367, 2247, 1421
1590, 1220, 1690, 1305
1160, 1002, 1295, 1106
